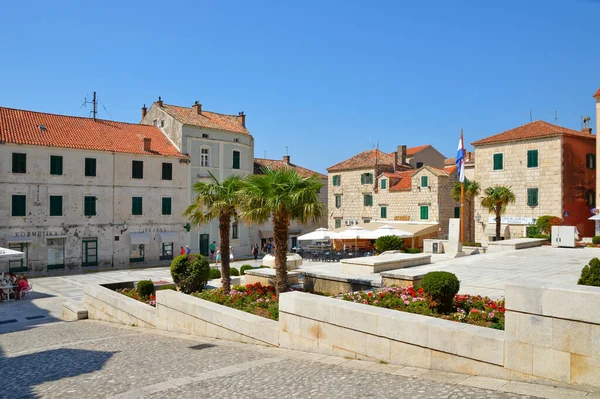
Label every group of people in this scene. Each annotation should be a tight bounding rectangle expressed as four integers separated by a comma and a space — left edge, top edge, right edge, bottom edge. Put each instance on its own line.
0, 272, 30, 301
178, 241, 266, 263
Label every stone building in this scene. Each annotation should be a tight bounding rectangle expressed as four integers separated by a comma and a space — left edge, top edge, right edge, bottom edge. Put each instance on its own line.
594, 88, 600, 214
472, 120, 596, 244
141, 99, 254, 257
405, 144, 447, 169
327, 145, 457, 244
251, 156, 328, 250
0, 106, 189, 275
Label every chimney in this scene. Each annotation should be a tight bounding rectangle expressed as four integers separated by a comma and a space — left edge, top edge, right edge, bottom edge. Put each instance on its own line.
192, 101, 202, 115
141, 104, 147, 119
582, 116, 592, 134
157, 96, 163, 107
238, 111, 246, 127
397, 145, 407, 165
143, 137, 152, 152
393, 151, 398, 171
283, 155, 290, 165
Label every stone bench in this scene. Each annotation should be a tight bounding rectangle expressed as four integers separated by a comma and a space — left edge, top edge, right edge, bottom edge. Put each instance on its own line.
340, 253, 431, 275
487, 238, 547, 253
301, 271, 381, 295
380, 269, 426, 288
62, 300, 88, 321
244, 268, 300, 287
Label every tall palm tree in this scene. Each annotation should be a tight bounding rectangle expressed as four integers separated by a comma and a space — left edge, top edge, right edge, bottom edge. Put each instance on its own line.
450, 178, 481, 242
481, 186, 516, 241
242, 167, 324, 294
183, 173, 246, 294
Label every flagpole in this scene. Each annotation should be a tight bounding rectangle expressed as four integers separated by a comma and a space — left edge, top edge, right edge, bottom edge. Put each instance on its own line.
460, 128, 465, 243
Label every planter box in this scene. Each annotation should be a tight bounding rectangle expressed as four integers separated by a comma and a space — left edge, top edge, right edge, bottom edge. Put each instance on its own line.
340, 253, 431, 275
83, 284, 156, 328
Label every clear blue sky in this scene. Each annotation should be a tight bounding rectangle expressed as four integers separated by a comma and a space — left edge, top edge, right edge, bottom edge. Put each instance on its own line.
1, 0, 599, 173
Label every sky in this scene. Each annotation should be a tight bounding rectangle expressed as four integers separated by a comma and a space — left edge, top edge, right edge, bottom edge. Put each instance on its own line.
1, 0, 599, 174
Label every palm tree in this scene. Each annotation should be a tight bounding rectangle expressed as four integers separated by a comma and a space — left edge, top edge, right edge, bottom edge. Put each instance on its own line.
450, 178, 481, 242
242, 167, 324, 294
183, 173, 246, 294
481, 186, 516, 241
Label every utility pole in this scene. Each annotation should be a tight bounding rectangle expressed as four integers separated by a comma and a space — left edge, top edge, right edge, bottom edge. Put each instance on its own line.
81, 91, 98, 121
92, 91, 97, 121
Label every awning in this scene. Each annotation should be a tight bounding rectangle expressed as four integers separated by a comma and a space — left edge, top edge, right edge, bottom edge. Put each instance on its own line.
259, 230, 273, 239
484, 224, 509, 237
129, 233, 150, 245
333, 221, 438, 238
0, 247, 25, 261
7, 236, 32, 243
159, 232, 178, 242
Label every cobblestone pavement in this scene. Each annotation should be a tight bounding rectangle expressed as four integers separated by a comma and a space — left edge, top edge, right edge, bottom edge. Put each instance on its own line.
0, 320, 551, 399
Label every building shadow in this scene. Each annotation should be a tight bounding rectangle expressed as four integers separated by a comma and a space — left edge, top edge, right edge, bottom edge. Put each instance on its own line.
0, 346, 115, 398
0, 291, 62, 334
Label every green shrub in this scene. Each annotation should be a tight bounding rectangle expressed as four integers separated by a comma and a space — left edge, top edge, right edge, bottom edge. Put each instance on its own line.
593, 236, 600, 245
533, 234, 550, 239
526, 225, 540, 238
259, 265, 269, 269
209, 268, 221, 279
230, 267, 239, 276
421, 271, 460, 313
578, 258, 600, 287
404, 248, 421, 254
240, 265, 254, 275
170, 254, 211, 294
461, 242, 482, 247
375, 235, 404, 253
535, 215, 562, 235
136, 280, 155, 298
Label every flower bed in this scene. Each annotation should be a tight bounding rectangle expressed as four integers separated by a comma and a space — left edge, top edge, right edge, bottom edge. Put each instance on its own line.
194, 283, 279, 321
116, 288, 156, 307
342, 286, 505, 330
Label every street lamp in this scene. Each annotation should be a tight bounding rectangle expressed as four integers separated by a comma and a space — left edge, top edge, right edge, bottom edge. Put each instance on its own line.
475, 213, 481, 224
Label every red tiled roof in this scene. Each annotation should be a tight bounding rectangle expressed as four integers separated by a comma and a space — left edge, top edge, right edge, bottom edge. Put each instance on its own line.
0, 106, 185, 157
445, 151, 474, 166
444, 157, 455, 166
406, 144, 430, 156
380, 171, 406, 179
160, 103, 250, 135
471, 120, 594, 146
327, 149, 400, 172
254, 158, 326, 179
594, 88, 600, 98
389, 171, 414, 192
444, 165, 458, 174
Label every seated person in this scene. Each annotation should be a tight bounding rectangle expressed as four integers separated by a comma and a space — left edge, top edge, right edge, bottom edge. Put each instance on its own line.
16, 274, 29, 298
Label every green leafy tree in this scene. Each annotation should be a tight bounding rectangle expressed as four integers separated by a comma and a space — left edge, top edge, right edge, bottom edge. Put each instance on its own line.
183, 173, 245, 294
450, 178, 481, 242
374, 235, 404, 253
579, 258, 600, 287
481, 186, 516, 241
242, 167, 324, 294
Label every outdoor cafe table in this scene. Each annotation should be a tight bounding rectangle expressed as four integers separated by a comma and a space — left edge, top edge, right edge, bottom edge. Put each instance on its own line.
0, 283, 14, 302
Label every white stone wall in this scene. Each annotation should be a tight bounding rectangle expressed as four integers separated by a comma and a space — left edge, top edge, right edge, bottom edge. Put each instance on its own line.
474, 137, 563, 245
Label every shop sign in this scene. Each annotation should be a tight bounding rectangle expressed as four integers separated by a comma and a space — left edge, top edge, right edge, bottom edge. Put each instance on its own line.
487, 216, 536, 225
394, 216, 411, 221
12, 231, 63, 238
132, 227, 169, 233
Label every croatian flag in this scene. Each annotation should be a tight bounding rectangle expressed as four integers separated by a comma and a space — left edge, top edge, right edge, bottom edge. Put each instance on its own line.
456, 131, 466, 183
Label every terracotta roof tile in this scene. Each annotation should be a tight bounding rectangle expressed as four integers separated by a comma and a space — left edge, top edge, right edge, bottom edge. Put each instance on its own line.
380, 171, 406, 179
472, 120, 593, 146
328, 149, 405, 172
444, 165, 458, 174
444, 157, 456, 166
254, 158, 326, 179
0, 106, 185, 157
389, 171, 414, 192
406, 144, 430, 156
160, 103, 250, 135
594, 88, 600, 98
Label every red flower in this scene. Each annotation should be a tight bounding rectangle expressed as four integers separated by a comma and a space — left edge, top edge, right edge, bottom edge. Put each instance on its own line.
367, 292, 373, 297
418, 287, 423, 294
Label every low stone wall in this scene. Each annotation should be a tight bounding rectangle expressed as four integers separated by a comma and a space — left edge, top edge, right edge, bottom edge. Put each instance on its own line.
487, 238, 546, 253
83, 284, 156, 328
340, 253, 431, 275
302, 271, 379, 295
155, 290, 279, 347
244, 269, 300, 287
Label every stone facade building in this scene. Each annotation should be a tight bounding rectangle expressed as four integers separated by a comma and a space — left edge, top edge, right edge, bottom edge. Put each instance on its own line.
472, 120, 596, 244
0, 106, 188, 275
594, 88, 600, 215
141, 99, 254, 257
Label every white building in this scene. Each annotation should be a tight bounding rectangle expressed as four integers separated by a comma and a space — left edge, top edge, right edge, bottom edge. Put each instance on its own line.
0, 106, 189, 275
141, 99, 254, 256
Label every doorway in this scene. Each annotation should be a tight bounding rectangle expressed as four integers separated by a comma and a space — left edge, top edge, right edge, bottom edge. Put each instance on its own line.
199, 234, 209, 256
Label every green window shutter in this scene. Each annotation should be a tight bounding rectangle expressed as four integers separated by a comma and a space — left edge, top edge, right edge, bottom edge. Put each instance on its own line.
50, 156, 63, 175
84, 196, 96, 216
420, 206, 429, 220
380, 206, 387, 219
49, 196, 62, 216
381, 179, 386, 189
162, 197, 172, 215
454, 206, 460, 218
162, 163, 173, 180
421, 176, 428, 187
333, 175, 341, 186
527, 150, 538, 168
364, 195, 372, 207
12, 153, 26, 173
132, 197, 143, 215
12, 195, 26, 216
335, 219, 341, 229
493, 154, 503, 170
360, 174, 365, 184
85, 158, 97, 177
527, 188, 538, 207
233, 151, 240, 169
335, 195, 341, 208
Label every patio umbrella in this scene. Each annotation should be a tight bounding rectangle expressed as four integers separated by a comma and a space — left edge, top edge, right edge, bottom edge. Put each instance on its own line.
366, 225, 413, 239
335, 225, 369, 250
297, 227, 336, 241
0, 247, 25, 262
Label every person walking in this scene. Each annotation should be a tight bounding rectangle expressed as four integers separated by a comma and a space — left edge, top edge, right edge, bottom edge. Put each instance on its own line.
180, 246, 185, 256
266, 241, 272, 254
215, 247, 221, 266
185, 245, 191, 255
209, 241, 216, 259
229, 246, 235, 262
253, 244, 259, 261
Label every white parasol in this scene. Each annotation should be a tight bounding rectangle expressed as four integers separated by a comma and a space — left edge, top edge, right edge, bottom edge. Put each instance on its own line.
297, 227, 336, 241
334, 225, 370, 250
366, 225, 413, 239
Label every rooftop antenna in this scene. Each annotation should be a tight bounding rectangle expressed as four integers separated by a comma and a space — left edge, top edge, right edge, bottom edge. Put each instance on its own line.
582, 116, 591, 129
81, 91, 98, 121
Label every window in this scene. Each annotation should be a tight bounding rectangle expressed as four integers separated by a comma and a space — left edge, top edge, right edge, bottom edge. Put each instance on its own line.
202, 133, 209, 138
380, 206, 387, 219
12, 195, 26, 217
50, 155, 63, 175
84, 196, 97, 216
587, 154, 596, 169
132, 160, 144, 179
493, 153, 503, 170
132, 197, 143, 215
232, 222, 239, 239
47, 238, 65, 269
588, 190, 596, 207
527, 150, 538, 168
130, 244, 145, 262
416, 162, 424, 168
234, 138, 239, 143
85, 158, 97, 177
420, 205, 429, 220
421, 176, 428, 188
360, 173, 373, 184
363, 194, 373, 207
160, 119, 164, 128
49, 195, 63, 216
201, 148, 209, 167
12, 153, 26, 173
454, 206, 460, 218
335, 195, 342, 208
82, 238, 98, 267
527, 188, 538, 207
153, 119, 157, 126
363, 219, 371, 223
380, 179, 387, 189
232, 151, 240, 169
335, 219, 341, 229
9, 243, 27, 272
162, 197, 172, 215
161, 242, 173, 261
162, 163, 173, 180
332, 175, 341, 186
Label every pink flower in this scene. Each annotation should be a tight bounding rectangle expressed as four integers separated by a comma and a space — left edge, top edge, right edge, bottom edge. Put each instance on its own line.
404, 300, 410, 305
